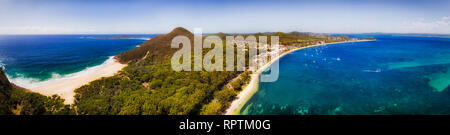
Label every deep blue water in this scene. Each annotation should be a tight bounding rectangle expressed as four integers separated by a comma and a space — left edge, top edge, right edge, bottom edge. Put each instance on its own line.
0, 34, 155, 88
242, 34, 450, 115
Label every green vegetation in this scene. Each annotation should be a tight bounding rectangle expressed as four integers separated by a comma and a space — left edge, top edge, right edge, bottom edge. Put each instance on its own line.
230, 78, 244, 91
74, 27, 238, 115
10, 88, 73, 115
200, 71, 251, 115
0, 27, 354, 115
0, 69, 72, 115
74, 27, 247, 115
73, 27, 353, 115
200, 100, 223, 115
263, 32, 350, 46
210, 31, 351, 47
117, 27, 194, 63
0, 69, 12, 114
74, 57, 239, 115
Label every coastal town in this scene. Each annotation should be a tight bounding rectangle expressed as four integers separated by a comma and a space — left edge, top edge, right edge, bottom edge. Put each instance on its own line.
223, 36, 374, 114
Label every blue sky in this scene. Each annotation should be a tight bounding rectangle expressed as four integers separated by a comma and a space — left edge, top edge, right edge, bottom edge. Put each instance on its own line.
0, 0, 449, 34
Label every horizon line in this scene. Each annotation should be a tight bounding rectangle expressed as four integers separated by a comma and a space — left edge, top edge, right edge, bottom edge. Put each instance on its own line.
1, 32, 450, 35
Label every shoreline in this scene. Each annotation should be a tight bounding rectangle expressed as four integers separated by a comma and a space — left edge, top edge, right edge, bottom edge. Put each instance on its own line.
224, 39, 375, 115
20, 57, 126, 104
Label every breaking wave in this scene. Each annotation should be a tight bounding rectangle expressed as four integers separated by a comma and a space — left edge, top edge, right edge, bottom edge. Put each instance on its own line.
7, 56, 117, 89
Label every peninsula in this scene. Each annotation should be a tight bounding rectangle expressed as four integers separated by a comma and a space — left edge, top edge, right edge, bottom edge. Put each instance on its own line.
0, 27, 374, 115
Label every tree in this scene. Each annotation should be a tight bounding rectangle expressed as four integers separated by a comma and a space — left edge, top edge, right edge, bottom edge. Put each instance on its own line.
231, 78, 244, 91
214, 87, 236, 103
200, 101, 222, 115
150, 79, 163, 89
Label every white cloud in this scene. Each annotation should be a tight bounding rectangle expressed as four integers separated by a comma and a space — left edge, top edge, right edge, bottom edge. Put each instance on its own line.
397, 16, 450, 34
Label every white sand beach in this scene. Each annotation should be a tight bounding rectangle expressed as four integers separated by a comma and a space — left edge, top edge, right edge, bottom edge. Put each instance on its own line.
225, 39, 375, 115
28, 58, 126, 104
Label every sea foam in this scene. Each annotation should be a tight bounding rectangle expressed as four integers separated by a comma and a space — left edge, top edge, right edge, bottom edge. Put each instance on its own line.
0, 60, 4, 70
7, 56, 117, 89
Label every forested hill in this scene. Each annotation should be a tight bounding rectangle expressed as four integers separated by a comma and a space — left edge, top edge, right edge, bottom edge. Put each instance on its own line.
0, 69, 12, 114
73, 27, 241, 115
117, 27, 194, 63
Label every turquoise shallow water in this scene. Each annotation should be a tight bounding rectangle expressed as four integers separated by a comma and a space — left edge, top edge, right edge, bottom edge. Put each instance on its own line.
242, 34, 450, 115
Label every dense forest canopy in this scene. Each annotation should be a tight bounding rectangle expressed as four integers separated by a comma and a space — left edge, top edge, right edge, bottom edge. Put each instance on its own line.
75, 27, 242, 115
0, 27, 353, 115
73, 27, 352, 115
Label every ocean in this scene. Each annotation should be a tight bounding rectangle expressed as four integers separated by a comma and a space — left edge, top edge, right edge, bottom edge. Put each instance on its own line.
242, 34, 450, 115
0, 34, 156, 88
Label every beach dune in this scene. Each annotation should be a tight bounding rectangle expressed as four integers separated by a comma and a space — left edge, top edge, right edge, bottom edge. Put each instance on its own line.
29, 58, 126, 104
